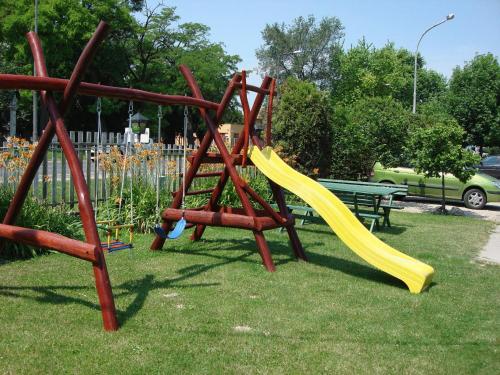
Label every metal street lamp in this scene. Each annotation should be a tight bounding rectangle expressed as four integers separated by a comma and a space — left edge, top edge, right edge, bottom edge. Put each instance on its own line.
412, 13, 454, 114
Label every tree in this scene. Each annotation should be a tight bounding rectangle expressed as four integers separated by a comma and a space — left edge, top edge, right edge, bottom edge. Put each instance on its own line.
407, 121, 480, 213
0, 1, 242, 141
447, 53, 500, 150
273, 78, 332, 176
123, 3, 241, 141
256, 15, 344, 89
330, 96, 414, 179
0, 0, 136, 135
331, 41, 446, 108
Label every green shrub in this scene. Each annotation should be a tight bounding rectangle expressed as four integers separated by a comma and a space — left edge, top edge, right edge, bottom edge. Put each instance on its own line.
330, 96, 414, 180
95, 179, 173, 234
273, 78, 332, 177
0, 188, 83, 259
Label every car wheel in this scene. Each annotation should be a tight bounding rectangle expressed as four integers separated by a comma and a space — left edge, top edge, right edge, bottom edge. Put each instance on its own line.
463, 188, 487, 209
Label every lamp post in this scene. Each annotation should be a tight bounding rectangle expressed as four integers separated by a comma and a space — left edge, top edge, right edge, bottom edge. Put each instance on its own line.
412, 13, 454, 114
32, 0, 39, 141
275, 49, 302, 99
275, 49, 302, 85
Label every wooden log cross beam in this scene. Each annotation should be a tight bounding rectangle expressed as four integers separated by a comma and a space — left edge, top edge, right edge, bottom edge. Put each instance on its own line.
0, 21, 306, 331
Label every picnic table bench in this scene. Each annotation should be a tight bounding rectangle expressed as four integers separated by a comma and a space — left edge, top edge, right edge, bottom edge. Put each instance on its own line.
275, 179, 408, 232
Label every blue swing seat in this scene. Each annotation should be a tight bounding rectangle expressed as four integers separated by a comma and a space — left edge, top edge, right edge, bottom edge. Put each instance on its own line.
102, 241, 133, 253
154, 217, 187, 239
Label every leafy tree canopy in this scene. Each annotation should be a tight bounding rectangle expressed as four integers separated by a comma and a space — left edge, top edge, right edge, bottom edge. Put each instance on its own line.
331, 40, 446, 107
330, 96, 414, 179
273, 78, 332, 176
0, 1, 241, 140
407, 120, 480, 212
447, 53, 500, 148
256, 15, 344, 89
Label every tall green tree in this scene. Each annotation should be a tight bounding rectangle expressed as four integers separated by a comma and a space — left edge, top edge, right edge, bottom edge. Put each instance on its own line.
447, 53, 500, 149
407, 120, 480, 213
0, 0, 136, 134
0, 1, 242, 141
127, 4, 241, 141
331, 40, 446, 108
330, 96, 414, 179
273, 78, 332, 176
256, 15, 344, 89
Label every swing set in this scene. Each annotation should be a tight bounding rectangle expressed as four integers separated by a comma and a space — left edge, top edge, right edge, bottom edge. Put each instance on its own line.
0, 21, 305, 331
93, 97, 135, 252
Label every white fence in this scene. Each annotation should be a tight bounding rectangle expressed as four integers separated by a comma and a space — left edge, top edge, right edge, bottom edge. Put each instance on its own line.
0, 131, 196, 206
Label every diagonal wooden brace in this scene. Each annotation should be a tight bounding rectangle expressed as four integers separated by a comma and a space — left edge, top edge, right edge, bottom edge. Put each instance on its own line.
4, 26, 119, 331
2, 21, 109, 228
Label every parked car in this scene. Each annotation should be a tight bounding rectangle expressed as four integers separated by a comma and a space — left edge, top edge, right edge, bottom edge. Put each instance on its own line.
370, 163, 500, 209
477, 155, 500, 179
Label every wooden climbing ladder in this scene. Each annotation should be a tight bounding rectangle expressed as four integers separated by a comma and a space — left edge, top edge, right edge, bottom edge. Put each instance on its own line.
151, 67, 307, 271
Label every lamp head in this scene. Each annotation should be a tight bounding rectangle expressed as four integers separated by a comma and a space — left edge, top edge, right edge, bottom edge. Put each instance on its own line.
446, 13, 455, 20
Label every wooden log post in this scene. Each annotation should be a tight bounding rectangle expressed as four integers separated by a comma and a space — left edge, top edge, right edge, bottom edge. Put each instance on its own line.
25, 27, 118, 331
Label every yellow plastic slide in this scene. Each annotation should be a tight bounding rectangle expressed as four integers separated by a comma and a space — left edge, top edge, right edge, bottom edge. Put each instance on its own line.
248, 146, 434, 293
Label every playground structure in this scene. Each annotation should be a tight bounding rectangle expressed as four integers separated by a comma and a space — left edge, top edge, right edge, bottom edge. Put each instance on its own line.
0, 21, 434, 332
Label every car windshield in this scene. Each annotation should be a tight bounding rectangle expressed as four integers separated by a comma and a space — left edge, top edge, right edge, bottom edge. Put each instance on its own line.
482, 156, 500, 166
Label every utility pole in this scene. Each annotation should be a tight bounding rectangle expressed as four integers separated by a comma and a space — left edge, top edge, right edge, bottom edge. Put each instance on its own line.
9, 93, 17, 137
32, 0, 39, 141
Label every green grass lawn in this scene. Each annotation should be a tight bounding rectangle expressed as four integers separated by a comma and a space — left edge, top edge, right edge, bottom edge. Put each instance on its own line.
0, 212, 498, 374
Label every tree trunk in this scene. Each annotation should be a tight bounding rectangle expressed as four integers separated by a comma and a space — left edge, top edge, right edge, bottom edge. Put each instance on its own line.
441, 172, 446, 213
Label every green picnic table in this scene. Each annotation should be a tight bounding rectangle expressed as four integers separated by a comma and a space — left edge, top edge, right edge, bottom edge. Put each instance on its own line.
318, 179, 407, 230
279, 179, 407, 232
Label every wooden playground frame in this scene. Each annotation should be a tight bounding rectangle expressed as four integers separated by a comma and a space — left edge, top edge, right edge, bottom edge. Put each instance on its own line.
0, 21, 306, 331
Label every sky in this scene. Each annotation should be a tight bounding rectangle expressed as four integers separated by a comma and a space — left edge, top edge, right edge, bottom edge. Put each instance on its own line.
150, 0, 500, 87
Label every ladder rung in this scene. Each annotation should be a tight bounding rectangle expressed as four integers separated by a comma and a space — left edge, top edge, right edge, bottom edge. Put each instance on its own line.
179, 171, 224, 178
172, 188, 214, 197
195, 171, 224, 178
187, 188, 215, 196
187, 152, 252, 166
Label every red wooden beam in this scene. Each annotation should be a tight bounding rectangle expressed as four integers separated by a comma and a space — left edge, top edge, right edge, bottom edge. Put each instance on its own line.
150, 70, 240, 250
233, 81, 277, 96
190, 76, 272, 241
3, 21, 109, 228
266, 78, 276, 146
240, 70, 250, 167
161, 208, 289, 231
0, 224, 98, 262
27, 31, 119, 331
0, 74, 219, 111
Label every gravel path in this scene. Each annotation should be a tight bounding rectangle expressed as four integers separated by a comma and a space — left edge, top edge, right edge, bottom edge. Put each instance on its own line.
397, 197, 500, 264
399, 197, 500, 223
477, 225, 500, 264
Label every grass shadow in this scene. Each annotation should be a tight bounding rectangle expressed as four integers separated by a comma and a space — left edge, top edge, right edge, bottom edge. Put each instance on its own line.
0, 269, 220, 328
184, 233, 412, 291
304, 250, 408, 290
